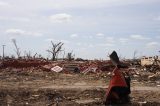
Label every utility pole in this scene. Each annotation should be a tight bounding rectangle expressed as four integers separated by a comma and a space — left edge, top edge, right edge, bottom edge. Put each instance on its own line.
2, 45, 5, 59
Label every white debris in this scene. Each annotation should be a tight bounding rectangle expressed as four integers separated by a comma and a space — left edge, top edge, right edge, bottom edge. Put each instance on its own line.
82, 67, 97, 74
51, 66, 63, 73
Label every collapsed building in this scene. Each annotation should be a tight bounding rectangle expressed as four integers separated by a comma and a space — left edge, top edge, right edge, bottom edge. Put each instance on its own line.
141, 56, 160, 73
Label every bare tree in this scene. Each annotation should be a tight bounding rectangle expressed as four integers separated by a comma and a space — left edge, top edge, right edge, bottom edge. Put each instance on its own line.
2, 45, 6, 59
66, 51, 75, 61
33, 53, 37, 59
24, 50, 32, 59
133, 50, 138, 60
38, 54, 42, 58
62, 48, 66, 60
12, 39, 21, 58
47, 41, 64, 61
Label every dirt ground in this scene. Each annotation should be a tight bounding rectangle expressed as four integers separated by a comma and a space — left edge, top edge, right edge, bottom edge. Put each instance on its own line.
0, 68, 160, 106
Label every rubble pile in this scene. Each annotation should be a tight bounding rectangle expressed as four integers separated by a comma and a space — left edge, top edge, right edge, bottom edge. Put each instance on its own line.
0, 59, 49, 69
0, 58, 159, 78
0, 55, 160, 105
41, 60, 116, 74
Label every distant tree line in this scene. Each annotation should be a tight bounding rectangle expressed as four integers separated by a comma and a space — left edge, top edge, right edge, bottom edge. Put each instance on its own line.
1, 39, 77, 61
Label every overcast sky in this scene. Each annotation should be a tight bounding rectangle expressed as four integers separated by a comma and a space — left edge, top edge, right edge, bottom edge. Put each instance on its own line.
0, 0, 160, 59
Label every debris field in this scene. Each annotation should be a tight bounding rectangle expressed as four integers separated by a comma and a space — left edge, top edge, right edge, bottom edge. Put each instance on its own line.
0, 58, 160, 106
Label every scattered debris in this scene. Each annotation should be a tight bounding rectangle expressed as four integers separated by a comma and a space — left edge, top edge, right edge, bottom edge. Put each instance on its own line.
0, 51, 160, 105
0, 59, 49, 69
51, 66, 63, 73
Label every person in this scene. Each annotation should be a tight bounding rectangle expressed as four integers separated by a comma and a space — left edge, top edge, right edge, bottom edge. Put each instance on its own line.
105, 67, 131, 104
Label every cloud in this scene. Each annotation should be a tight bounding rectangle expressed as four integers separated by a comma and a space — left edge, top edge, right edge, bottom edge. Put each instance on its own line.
0, 1, 9, 7
45, 38, 69, 44
88, 44, 94, 48
88, 35, 93, 39
45, 38, 55, 41
70, 34, 78, 38
49, 13, 72, 23
45, 0, 160, 10
106, 37, 115, 43
76, 42, 82, 46
6, 29, 25, 35
96, 33, 105, 38
130, 34, 150, 40
98, 43, 114, 47
60, 39, 70, 44
154, 16, 160, 21
156, 36, 160, 39
82, 35, 94, 39
2, 0, 158, 11
0, 16, 30, 22
146, 42, 159, 48
6, 29, 43, 37
119, 38, 129, 43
